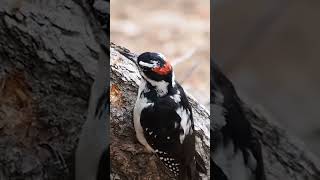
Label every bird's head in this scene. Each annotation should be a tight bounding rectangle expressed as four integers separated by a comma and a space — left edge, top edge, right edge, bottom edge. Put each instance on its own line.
137, 52, 173, 82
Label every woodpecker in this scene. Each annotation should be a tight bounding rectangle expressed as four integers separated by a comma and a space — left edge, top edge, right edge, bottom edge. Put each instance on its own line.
133, 52, 206, 180
75, 51, 109, 180
211, 61, 266, 180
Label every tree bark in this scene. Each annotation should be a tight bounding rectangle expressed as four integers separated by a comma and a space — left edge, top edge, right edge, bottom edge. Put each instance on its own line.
211, 63, 320, 180
110, 43, 210, 180
0, 0, 108, 179
243, 105, 320, 180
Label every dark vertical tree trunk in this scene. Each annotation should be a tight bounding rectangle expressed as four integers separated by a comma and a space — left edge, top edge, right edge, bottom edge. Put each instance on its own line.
0, 0, 108, 179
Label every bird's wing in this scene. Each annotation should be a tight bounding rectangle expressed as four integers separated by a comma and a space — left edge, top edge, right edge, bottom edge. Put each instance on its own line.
140, 97, 183, 153
140, 97, 194, 177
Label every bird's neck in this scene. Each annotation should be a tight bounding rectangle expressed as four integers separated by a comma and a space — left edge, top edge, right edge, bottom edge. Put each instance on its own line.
142, 73, 176, 97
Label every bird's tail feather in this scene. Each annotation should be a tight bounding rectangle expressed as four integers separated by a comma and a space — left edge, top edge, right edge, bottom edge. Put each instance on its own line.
179, 152, 207, 180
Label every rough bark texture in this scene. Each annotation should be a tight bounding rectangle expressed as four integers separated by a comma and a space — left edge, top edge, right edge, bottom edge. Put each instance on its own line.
243, 105, 320, 180
211, 63, 320, 179
0, 0, 108, 179
110, 43, 210, 180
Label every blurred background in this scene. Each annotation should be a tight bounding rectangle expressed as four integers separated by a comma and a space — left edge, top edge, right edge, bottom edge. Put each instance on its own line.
214, 0, 320, 157
111, 0, 210, 109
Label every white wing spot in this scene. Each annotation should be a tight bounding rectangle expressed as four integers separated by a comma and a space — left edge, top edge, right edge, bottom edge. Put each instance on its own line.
174, 122, 179, 128
176, 107, 192, 144
170, 94, 181, 103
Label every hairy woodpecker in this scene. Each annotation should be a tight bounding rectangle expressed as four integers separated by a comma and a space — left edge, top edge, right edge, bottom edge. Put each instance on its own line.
211, 61, 266, 180
75, 51, 109, 180
133, 52, 206, 180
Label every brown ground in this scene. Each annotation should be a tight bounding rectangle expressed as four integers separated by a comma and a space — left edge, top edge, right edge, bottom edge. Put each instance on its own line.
111, 0, 210, 109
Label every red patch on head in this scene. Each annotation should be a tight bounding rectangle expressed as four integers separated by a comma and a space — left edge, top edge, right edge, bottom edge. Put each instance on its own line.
152, 62, 172, 75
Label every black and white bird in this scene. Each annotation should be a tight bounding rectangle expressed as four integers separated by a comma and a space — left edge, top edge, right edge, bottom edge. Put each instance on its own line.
133, 52, 206, 180
211, 61, 266, 180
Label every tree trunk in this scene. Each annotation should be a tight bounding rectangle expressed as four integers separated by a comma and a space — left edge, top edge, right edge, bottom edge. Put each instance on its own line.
0, 0, 108, 179
211, 63, 320, 180
244, 105, 320, 180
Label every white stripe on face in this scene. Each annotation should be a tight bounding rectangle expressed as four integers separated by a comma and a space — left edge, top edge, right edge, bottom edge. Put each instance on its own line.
139, 61, 158, 68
